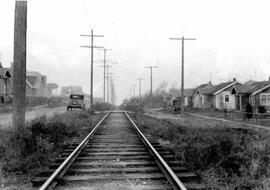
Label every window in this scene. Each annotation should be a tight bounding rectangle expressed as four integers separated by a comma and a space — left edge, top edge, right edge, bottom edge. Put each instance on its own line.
224, 95, 229, 103
260, 93, 270, 106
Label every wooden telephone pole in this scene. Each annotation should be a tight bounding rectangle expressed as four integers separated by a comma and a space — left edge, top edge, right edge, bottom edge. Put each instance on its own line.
137, 78, 144, 100
13, 0, 27, 130
145, 66, 158, 107
99, 48, 112, 103
80, 30, 104, 110
169, 36, 196, 114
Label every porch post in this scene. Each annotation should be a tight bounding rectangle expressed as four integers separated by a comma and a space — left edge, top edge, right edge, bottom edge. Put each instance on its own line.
239, 95, 242, 111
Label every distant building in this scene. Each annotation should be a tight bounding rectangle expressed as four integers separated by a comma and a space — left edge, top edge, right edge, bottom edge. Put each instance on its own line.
192, 77, 270, 112
61, 86, 83, 97
0, 63, 12, 102
232, 79, 270, 111
26, 71, 48, 97
192, 79, 239, 110
47, 83, 58, 97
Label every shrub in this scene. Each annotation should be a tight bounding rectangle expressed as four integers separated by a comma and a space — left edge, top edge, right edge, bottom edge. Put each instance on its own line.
138, 115, 270, 189
1, 111, 103, 175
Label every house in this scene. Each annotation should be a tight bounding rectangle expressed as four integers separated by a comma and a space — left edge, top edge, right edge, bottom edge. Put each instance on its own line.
61, 86, 83, 97
192, 82, 213, 109
192, 78, 239, 110
212, 79, 239, 110
0, 64, 12, 102
183, 88, 196, 107
26, 71, 48, 97
231, 79, 270, 112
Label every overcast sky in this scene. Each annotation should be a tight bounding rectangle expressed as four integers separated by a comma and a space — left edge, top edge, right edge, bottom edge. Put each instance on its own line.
0, 0, 270, 104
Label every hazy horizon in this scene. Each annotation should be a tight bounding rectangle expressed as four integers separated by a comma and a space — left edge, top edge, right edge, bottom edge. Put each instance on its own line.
1, 0, 270, 104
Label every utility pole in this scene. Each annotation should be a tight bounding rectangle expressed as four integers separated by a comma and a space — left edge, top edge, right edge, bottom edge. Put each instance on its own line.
80, 30, 104, 110
137, 78, 144, 100
107, 72, 115, 103
99, 48, 112, 103
169, 36, 196, 114
106, 63, 117, 103
144, 66, 158, 107
110, 78, 115, 105
13, 0, 27, 131
132, 84, 136, 97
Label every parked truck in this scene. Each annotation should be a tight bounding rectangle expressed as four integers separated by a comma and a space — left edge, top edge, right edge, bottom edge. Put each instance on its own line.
163, 95, 182, 113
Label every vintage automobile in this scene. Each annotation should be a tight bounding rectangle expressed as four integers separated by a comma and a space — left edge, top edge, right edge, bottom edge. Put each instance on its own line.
67, 94, 85, 111
170, 97, 182, 113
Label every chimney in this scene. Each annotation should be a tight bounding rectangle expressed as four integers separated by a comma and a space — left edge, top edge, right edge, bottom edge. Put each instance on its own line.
233, 78, 236, 82
268, 77, 270, 81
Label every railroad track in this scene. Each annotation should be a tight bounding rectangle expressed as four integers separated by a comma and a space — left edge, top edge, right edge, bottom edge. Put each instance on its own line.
32, 111, 206, 190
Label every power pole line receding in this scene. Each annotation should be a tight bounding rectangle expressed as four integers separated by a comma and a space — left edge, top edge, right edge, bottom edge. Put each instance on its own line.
80, 30, 104, 110
106, 72, 115, 103
137, 78, 144, 100
169, 36, 196, 114
99, 48, 112, 103
132, 84, 136, 97
145, 66, 158, 107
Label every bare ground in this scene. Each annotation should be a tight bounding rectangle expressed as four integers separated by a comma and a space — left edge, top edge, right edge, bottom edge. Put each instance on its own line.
145, 108, 269, 132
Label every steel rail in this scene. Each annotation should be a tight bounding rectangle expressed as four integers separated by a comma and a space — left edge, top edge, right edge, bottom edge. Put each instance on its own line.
124, 111, 187, 190
39, 111, 111, 190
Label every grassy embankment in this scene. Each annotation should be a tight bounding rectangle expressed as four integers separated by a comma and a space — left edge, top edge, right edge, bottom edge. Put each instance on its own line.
128, 106, 270, 189
0, 109, 104, 188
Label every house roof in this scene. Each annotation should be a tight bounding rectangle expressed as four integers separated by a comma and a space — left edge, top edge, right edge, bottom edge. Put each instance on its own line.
233, 81, 270, 95
195, 83, 212, 94
195, 81, 238, 95
0, 68, 11, 78
184, 88, 196, 97
212, 81, 238, 95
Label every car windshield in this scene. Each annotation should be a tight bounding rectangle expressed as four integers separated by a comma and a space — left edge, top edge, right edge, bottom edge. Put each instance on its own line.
173, 99, 181, 106
70, 94, 83, 100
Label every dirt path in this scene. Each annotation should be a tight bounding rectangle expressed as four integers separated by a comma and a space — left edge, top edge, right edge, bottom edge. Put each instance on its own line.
0, 106, 67, 129
145, 108, 269, 132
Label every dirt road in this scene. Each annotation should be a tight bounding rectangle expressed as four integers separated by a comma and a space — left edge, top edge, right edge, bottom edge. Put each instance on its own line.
0, 106, 67, 129
145, 108, 269, 131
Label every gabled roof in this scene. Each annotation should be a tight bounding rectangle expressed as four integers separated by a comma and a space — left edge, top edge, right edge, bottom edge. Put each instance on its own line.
195, 83, 213, 94
0, 68, 11, 78
252, 84, 270, 95
239, 81, 269, 94
213, 81, 238, 95
230, 81, 270, 95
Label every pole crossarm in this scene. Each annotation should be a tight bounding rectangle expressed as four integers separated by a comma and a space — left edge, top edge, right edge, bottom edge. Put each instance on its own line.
144, 66, 158, 68
80, 46, 104, 48
169, 37, 196, 40
80, 34, 104, 37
